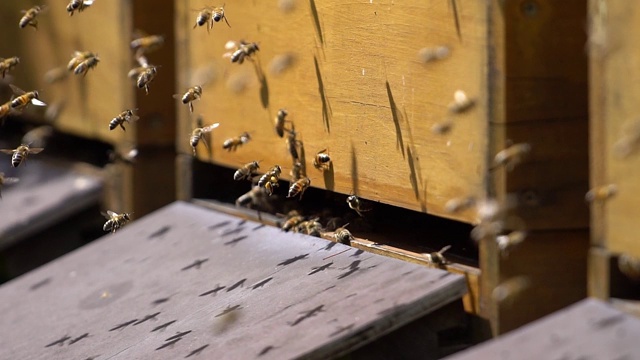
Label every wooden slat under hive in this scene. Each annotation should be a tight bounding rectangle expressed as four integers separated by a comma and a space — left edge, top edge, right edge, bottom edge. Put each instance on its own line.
0, 201, 466, 359
176, 0, 489, 223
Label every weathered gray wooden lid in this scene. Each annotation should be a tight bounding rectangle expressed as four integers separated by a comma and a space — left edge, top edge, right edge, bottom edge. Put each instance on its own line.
0, 201, 466, 359
0, 159, 103, 250
444, 298, 640, 360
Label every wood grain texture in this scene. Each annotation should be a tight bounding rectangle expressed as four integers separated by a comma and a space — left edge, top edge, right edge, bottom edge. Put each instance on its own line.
0, 201, 466, 360
176, 0, 490, 223
589, 0, 640, 257
444, 298, 640, 360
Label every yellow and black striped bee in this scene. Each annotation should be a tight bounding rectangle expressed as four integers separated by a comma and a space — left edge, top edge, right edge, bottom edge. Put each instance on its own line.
193, 7, 214, 32
294, 218, 322, 237
0, 57, 19, 78
423, 245, 451, 267
73, 54, 100, 77
279, 211, 305, 232
334, 224, 354, 245
346, 194, 369, 217
66, 0, 95, 16
274, 109, 291, 138
67, 51, 96, 71
224, 41, 259, 64
223, 132, 251, 151
286, 128, 302, 162
190, 120, 220, 155
0, 102, 17, 124
109, 109, 139, 131
0, 172, 20, 198
19, 5, 46, 30
313, 149, 331, 171
0, 144, 44, 167
287, 176, 310, 200
212, 5, 231, 27
174, 86, 202, 113
102, 210, 132, 233
258, 165, 282, 196
234, 161, 260, 181
8, 85, 47, 110
130, 33, 164, 58
136, 66, 158, 94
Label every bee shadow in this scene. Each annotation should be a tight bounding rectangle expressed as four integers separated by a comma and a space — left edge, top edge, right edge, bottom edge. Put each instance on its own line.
252, 59, 269, 110
385, 81, 405, 159
314, 56, 331, 133
350, 142, 359, 195
323, 161, 335, 191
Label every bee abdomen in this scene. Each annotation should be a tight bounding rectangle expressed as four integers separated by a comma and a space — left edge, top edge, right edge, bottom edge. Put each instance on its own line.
11, 153, 22, 167
109, 119, 119, 130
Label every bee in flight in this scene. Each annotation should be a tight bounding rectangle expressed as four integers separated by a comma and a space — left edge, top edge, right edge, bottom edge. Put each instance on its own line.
0, 172, 20, 198
287, 177, 310, 200
274, 109, 291, 138
190, 119, 220, 155
73, 54, 100, 77
0, 57, 19, 78
130, 32, 164, 58
102, 210, 132, 233
223, 131, 251, 151
174, 86, 202, 113
313, 149, 331, 171
8, 84, 47, 110
194, 5, 230, 32
346, 194, 369, 217
585, 184, 618, 203
224, 40, 260, 64
492, 143, 531, 171
136, 66, 158, 94
19, 5, 46, 30
67, 51, 96, 72
234, 161, 260, 181
109, 109, 139, 131
22, 125, 54, 148
0, 144, 44, 167
107, 147, 138, 165
257, 165, 282, 196
66, 0, 95, 16
448, 89, 475, 114
212, 5, 231, 27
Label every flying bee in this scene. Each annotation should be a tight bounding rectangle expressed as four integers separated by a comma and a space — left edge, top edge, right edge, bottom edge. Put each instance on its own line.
0, 172, 20, 198
444, 196, 476, 213
0, 101, 18, 124
190, 121, 220, 155
66, 0, 95, 16
109, 109, 139, 131
102, 210, 132, 233
418, 46, 451, 63
334, 224, 354, 245
223, 131, 251, 151
492, 143, 531, 171
613, 120, 640, 158
0, 57, 20, 78
585, 184, 618, 203
347, 194, 369, 217
108, 147, 138, 164
313, 149, 331, 171
67, 51, 95, 71
19, 5, 46, 30
0, 144, 44, 167
258, 165, 282, 196
193, 7, 214, 32
224, 40, 260, 64
235, 186, 272, 212
423, 245, 451, 267
496, 231, 526, 257
234, 161, 260, 181
130, 33, 164, 58
287, 177, 310, 200
431, 120, 453, 135
73, 54, 100, 77
212, 5, 231, 27
274, 109, 291, 137
173, 86, 202, 113
448, 90, 475, 114
137, 66, 158, 94
8, 84, 46, 110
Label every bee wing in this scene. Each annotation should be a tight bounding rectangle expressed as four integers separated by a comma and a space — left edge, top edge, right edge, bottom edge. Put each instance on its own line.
0, 149, 15, 154
135, 55, 149, 68
202, 122, 220, 133
106, 210, 117, 217
128, 115, 140, 123
225, 40, 239, 50
8, 84, 25, 95
126, 148, 139, 159
28, 147, 44, 154
83, 0, 96, 5
30, 98, 47, 106
438, 245, 452, 254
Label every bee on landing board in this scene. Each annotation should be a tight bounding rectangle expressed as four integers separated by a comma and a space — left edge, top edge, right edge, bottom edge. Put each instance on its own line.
423, 245, 451, 267
109, 109, 139, 131
0, 144, 44, 167
313, 149, 331, 171
19, 5, 47, 30
174, 86, 202, 113
0, 172, 20, 198
346, 194, 369, 217
136, 66, 158, 94
8, 85, 47, 110
287, 177, 310, 200
102, 210, 132, 233
223, 132, 251, 152
224, 41, 259, 64
334, 224, 354, 245
278, 210, 304, 232
66, 0, 95, 16
257, 165, 282, 196
294, 218, 323, 237
234, 161, 260, 181
0, 57, 20, 79
190, 119, 220, 155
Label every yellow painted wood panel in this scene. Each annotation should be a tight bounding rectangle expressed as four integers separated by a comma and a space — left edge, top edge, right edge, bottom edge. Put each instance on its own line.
177, 0, 490, 223
0, 1, 134, 145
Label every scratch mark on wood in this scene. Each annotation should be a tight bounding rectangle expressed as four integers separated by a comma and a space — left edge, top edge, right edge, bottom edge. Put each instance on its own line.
251, 277, 273, 289
289, 305, 325, 326
226, 278, 247, 292
133, 312, 161, 325
278, 253, 309, 266
185, 344, 209, 358
109, 319, 138, 331
314, 56, 332, 133
148, 225, 171, 239
323, 249, 350, 260
181, 258, 209, 271
45, 335, 70, 347
156, 338, 181, 350
308, 262, 333, 275
200, 285, 226, 296
216, 304, 243, 317
450, 0, 462, 41
385, 81, 405, 159
151, 320, 177, 332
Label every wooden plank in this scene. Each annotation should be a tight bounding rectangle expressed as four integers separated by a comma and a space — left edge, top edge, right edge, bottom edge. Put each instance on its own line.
176, 0, 491, 223
0, 201, 466, 360
0, 158, 103, 250
444, 298, 640, 360
588, 247, 611, 300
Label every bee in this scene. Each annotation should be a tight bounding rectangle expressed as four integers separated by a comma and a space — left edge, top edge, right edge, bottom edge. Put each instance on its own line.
258, 165, 282, 196
109, 109, 139, 131
107, 147, 138, 164
0, 57, 20, 78
448, 90, 475, 114
224, 41, 260, 64
334, 224, 354, 245
234, 161, 260, 181
0, 144, 44, 167
313, 149, 331, 171
496, 231, 526, 257
223, 132, 251, 151
286, 127, 302, 162
136, 66, 158, 94
67, 51, 95, 71
290, 161, 303, 182
585, 184, 618, 203
492, 276, 531, 305
193, 7, 214, 32
618, 254, 640, 282
22, 125, 54, 148
418, 46, 451, 63
44, 67, 69, 84
287, 177, 310, 200
294, 218, 323, 237
274, 109, 291, 137
19, 6, 46, 30
0, 172, 20, 198
444, 196, 476, 213
212, 5, 231, 27
347, 194, 369, 217
66, 0, 95, 16
190, 121, 220, 155
102, 210, 132, 233
173, 86, 202, 113
0, 101, 17, 124
9, 84, 47, 110
492, 143, 531, 171
73, 54, 100, 77
130, 33, 164, 58
423, 245, 451, 267
279, 211, 305, 232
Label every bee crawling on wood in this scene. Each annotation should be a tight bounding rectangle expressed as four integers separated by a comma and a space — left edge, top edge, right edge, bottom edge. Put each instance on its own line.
278, 210, 305, 232
0, 172, 20, 198
346, 194, 369, 217
224, 40, 260, 64
313, 149, 331, 171
102, 210, 132, 233
287, 176, 310, 200
66, 0, 95, 16
257, 165, 282, 196
0, 144, 44, 168
334, 224, 354, 245
109, 109, 139, 131
19, 5, 47, 30
422, 245, 451, 267
286, 127, 303, 162
223, 132, 251, 152
585, 184, 618, 203
0, 57, 19, 79
174, 86, 202, 113
274, 109, 291, 137
189, 118, 220, 155
9, 84, 47, 110
234, 161, 260, 181
294, 218, 323, 237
